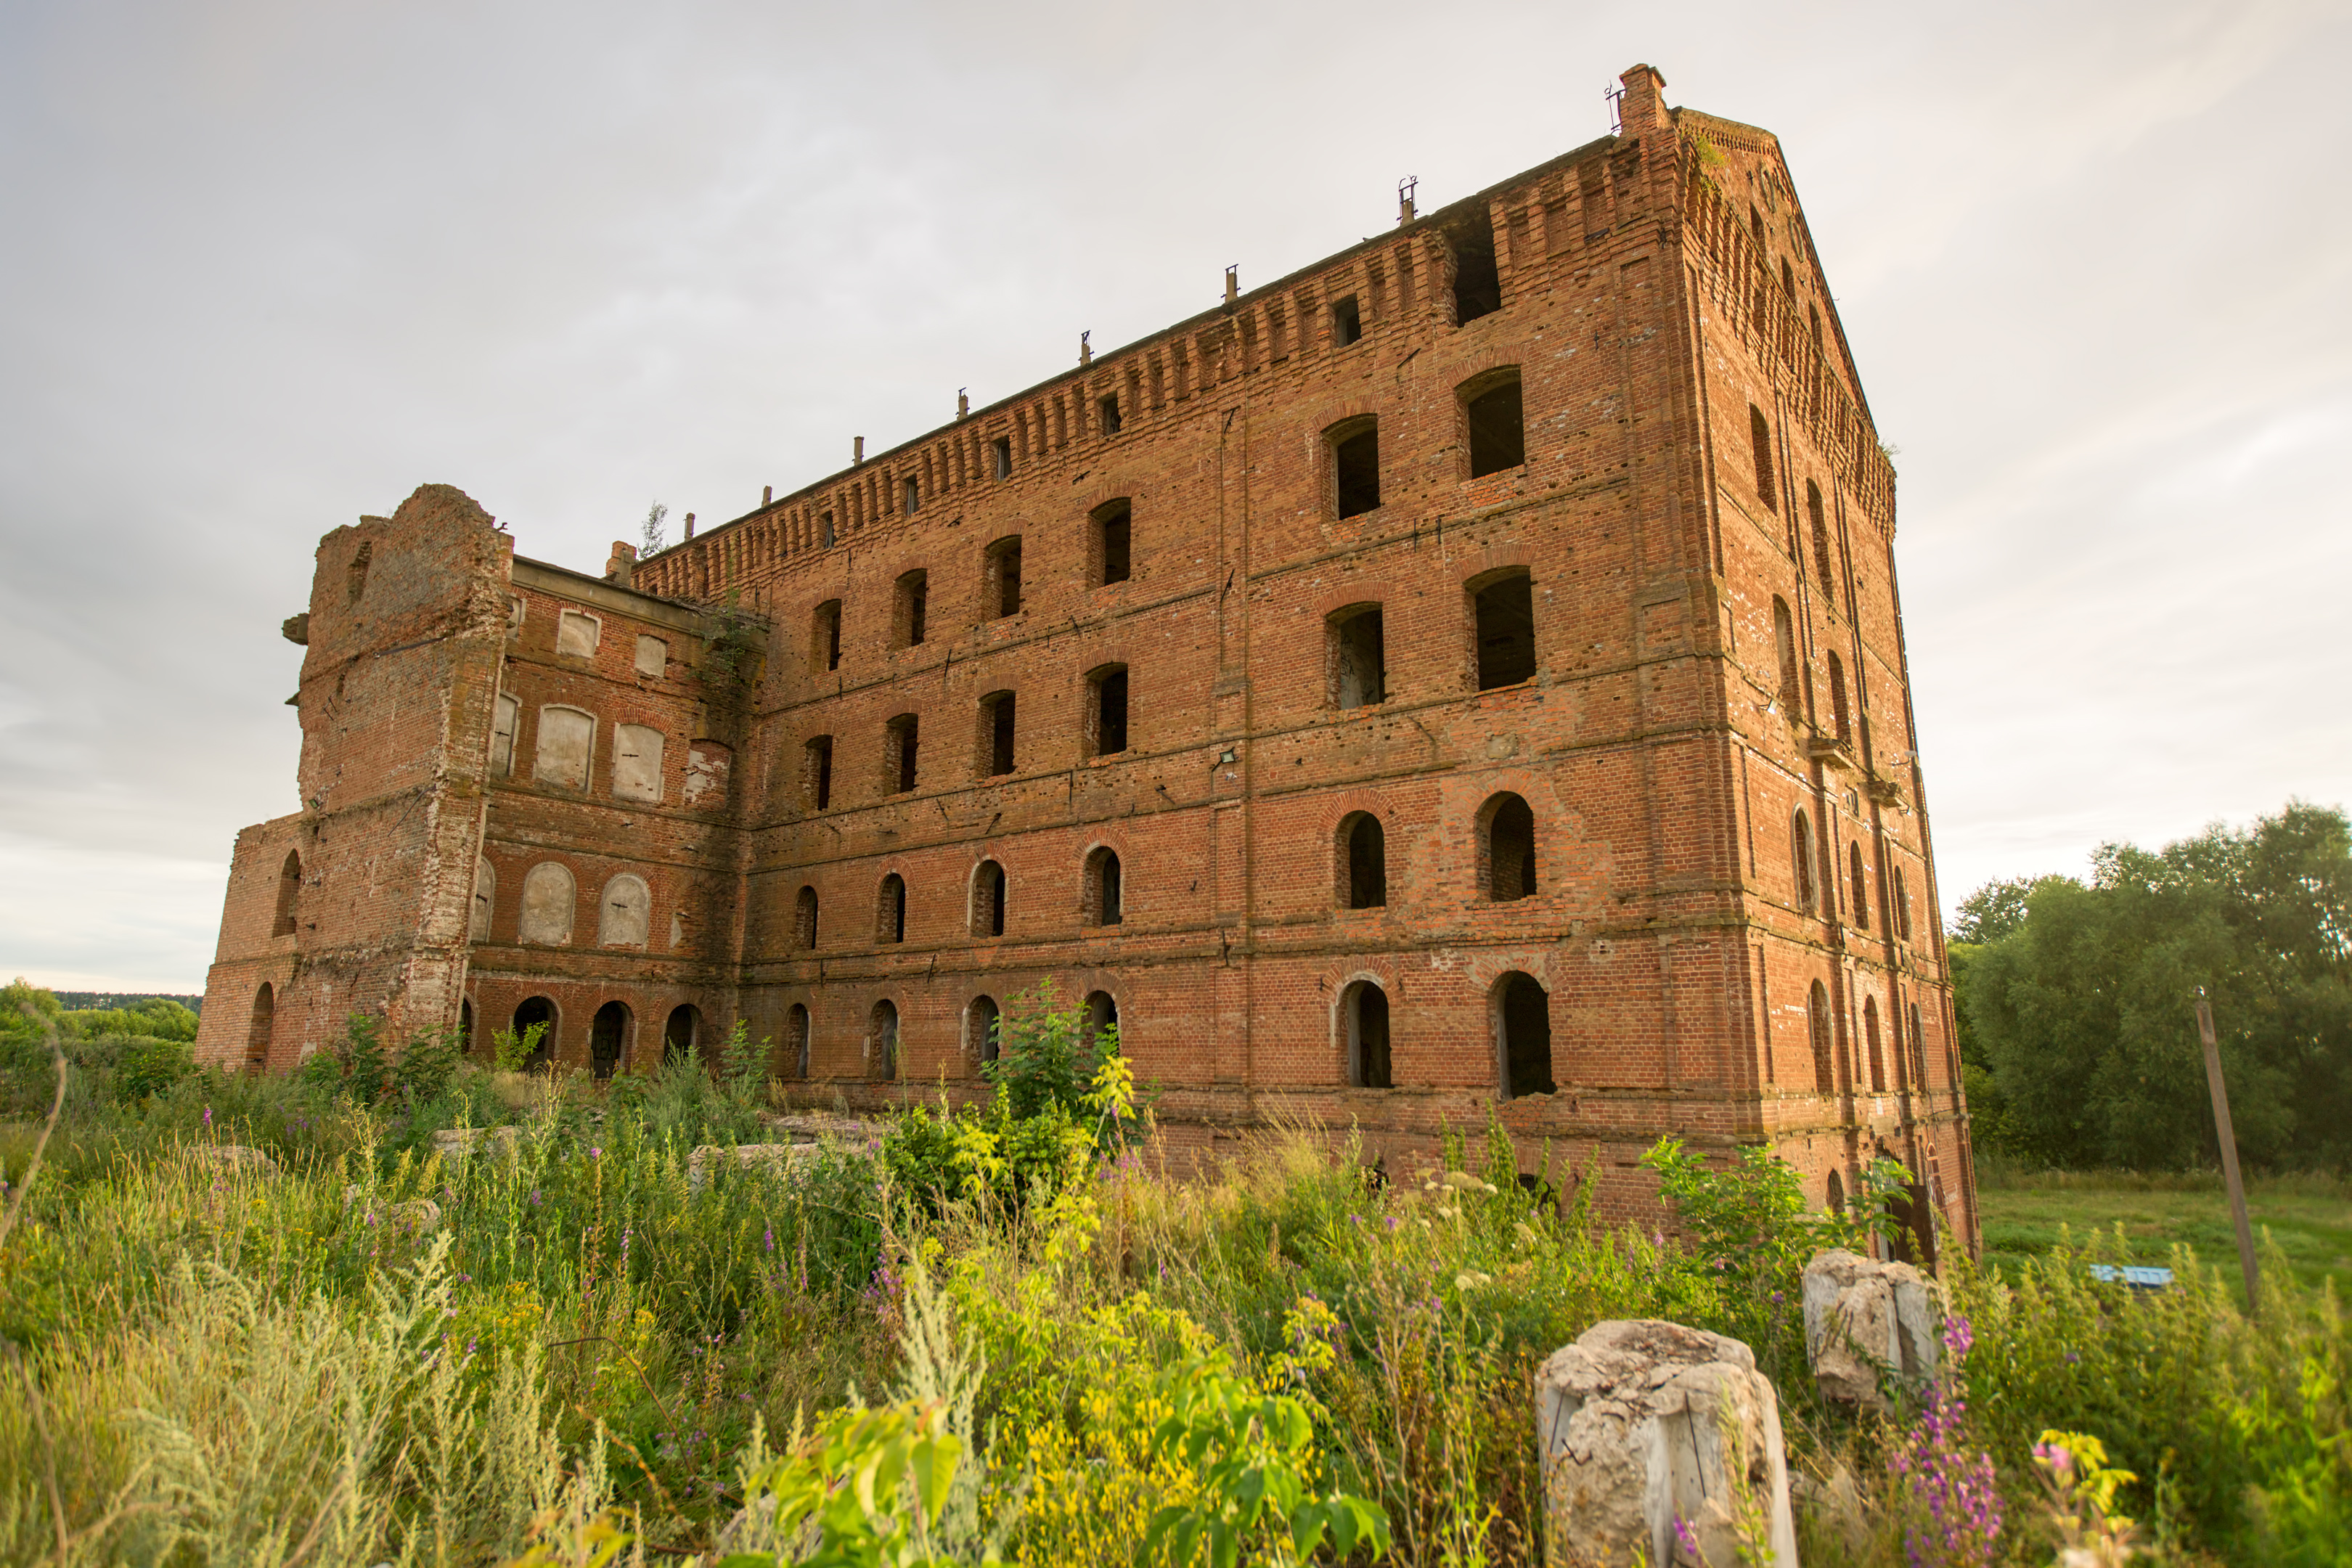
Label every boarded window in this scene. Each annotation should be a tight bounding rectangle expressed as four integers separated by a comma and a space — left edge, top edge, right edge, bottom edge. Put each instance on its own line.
877, 873, 907, 944
1344, 980, 1391, 1087
520, 862, 577, 945
684, 740, 732, 809
1329, 606, 1385, 709
1482, 793, 1537, 902
1497, 972, 1553, 1098
491, 693, 519, 777
981, 691, 1016, 777
273, 849, 301, 937
1093, 501, 1132, 587
557, 610, 600, 658
971, 859, 1006, 936
886, 714, 920, 793
1087, 666, 1128, 757
1085, 846, 1123, 926
794, 886, 819, 950
1331, 420, 1380, 518
634, 635, 667, 678
1749, 405, 1777, 510
613, 724, 664, 803
1471, 571, 1536, 690
470, 856, 495, 940
1463, 372, 1525, 476
1339, 812, 1387, 909
534, 707, 595, 791
599, 874, 651, 947
986, 537, 1024, 617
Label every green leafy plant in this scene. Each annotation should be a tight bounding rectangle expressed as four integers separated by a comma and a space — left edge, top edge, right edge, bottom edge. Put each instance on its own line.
491, 1020, 549, 1074
720, 1400, 974, 1568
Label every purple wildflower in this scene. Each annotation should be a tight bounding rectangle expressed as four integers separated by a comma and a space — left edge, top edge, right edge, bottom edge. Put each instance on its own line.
1673, 1514, 1702, 1561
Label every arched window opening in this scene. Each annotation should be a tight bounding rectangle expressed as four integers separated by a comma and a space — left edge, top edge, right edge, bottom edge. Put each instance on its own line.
980, 691, 1016, 777
1808, 482, 1837, 597
598, 874, 651, 947
1849, 842, 1870, 931
1328, 605, 1386, 709
786, 1003, 811, 1079
967, 995, 1001, 1063
1826, 1169, 1846, 1216
273, 850, 301, 937
1092, 500, 1132, 587
1087, 665, 1129, 757
1825, 651, 1851, 740
460, 997, 476, 1053
812, 600, 843, 673
1770, 597, 1801, 715
590, 1001, 631, 1080
1807, 979, 1833, 1093
794, 885, 820, 951
985, 536, 1024, 618
867, 999, 900, 1081
1791, 809, 1816, 912
878, 873, 907, 944
519, 862, 577, 946
1344, 980, 1392, 1088
665, 1005, 701, 1066
1496, 972, 1553, 1098
1330, 418, 1380, 518
894, 570, 928, 648
1864, 997, 1885, 1093
1748, 405, 1777, 510
1083, 991, 1119, 1051
511, 996, 557, 1072
1085, 847, 1124, 926
471, 857, 496, 941
886, 713, 920, 793
1463, 371, 1524, 477
246, 983, 274, 1073
1470, 570, 1536, 690
1339, 812, 1387, 909
1479, 793, 1537, 902
804, 735, 834, 809
971, 860, 1007, 938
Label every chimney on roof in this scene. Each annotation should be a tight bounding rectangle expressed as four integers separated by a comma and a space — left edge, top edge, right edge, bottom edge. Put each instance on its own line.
682, 513, 695, 540
854, 436, 865, 465
605, 541, 637, 587
1618, 63, 1669, 136
762, 485, 772, 507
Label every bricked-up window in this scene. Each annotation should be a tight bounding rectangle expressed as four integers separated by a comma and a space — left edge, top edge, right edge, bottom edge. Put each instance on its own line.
1495, 971, 1554, 1098
885, 714, 920, 793
1098, 393, 1122, 435
557, 609, 600, 658
1328, 605, 1385, 709
967, 995, 1001, 1063
1791, 809, 1816, 911
971, 859, 1007, 937
974, 690, 1016, 777
867, 999, 899, 1080
634, 635, 667, 678
877, 873, 907, 944
491, 693, 519, 777
589, 1000, 629, 1079
804, 735, 835, 810
1749, 405, 1777, 510
246, 982, 274, 1073
1086, 665, 1129, 757
1864, 995, 1885, 1092
1084, 990, 1119, 1049
663, 1005, 700, 1065
534, 706, 595, 791
1470, 569, 1537, 690
1462, 369, 1525, 477
1091, 500, 1132, 587
1771, 597, 1801, 715
992, 437, 1012, 480
471, 856, 494, 940
1329, 418, 1381, 518
273, 849, 301, 936
812, 600, 843, 673
1344, 979, 1391, 1087
599, 874, 650, 947
1808, 979, 1834, 1093
785, 1003, 811, 1078
1850, 841, 1870, 931
1084, 846, 1123, 926
613, 724, 664, 803
1443, 208, 1503, 325
520, 862, 577, 945
513, 996, 557, 1072
894, 570, 928, 648
1825, 651, 1851, 740
1338, 812, 1387, 909
984, 536, 1024, 617
1479, 792, 1538, 902
902, 475, 920, 515
1331, 294, 1363, 346
793, 885, 819, 950
1807, 481, 1835, 595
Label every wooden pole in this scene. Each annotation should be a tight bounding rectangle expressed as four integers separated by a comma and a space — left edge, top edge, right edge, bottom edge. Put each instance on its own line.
2195, 991, 2261, 1314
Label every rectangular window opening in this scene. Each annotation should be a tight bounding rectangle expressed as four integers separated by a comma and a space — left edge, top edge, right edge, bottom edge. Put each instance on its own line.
1444, 211, 1503, 325
1334, 425, 1381, 518
1466, 377, 1525, 477
888, 715, 920, 794
987, 693, 1016, 777
902, 476, 920, 515
1331, 294, 1363, 346
987, 538, 1024, 618
1098, 394, 1122, 435
1095, 503, 1132, 587
1332, 608, 1386, 709
806, 736, 834, 810
814, 601, 843, 673
992, 437, 1012, 480
1092, 669, 1129, 757
1474, 573, 1537, 690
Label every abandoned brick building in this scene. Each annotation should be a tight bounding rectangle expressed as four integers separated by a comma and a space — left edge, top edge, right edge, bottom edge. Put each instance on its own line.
195, 65, 1977, 1244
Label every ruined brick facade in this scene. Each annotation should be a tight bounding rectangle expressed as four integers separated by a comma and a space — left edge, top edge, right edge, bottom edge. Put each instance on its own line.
196, 66, 1978, 1245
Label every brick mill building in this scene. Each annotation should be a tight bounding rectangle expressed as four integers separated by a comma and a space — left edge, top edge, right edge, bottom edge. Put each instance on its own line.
195, 65, 1977, 1245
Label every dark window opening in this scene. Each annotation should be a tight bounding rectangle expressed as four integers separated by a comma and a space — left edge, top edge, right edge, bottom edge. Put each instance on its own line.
894, 571, 928, 648
273, 849, 301, 936
1864, 997, 1885, 1092
1089, 666, 1129, 757
972, 860, 1006, 938
869, 999, 899, 1081
246, 983, 274, 1072
902, 476, 920, 515
1808, 482, 1837, 599
1464, 375, 1525, 477
1098, 394, 1122, 435
1346, 981, 1391, 1088
1093, 501, 1132, 586
590, 1000, 629, 1081
1895, 866, 1913, 940
1086, 847, 1123, 926
1808, 979, 1834, 1093
514, 995, 557, 1073
1329, 605, 1385, 709
805, 735, 834, 809
1331, 294, 1363, 346
1827, 1168, 1845, 1216
981, 690, 1016, 777
991, 438, 1012, 480
794, 886, 819, 951
1826, 651, 1851, 740
1083, 989, 1119, 1049
1850, 842, 1869, 931
1809, 303, 1822, 345
460, 997, 475, 1054
1482, 792, 1537, 902
886, 714, 920, 793
820, 512, 836, 549
1332, 422, 1380, 518
1792, 809, 1816, 912
1342, 812, 1387, 909
1781, 257, 1796, 298
814, 600, 843, 673
787, 1003, 810, 1078
1498, 972, 1553, 1098
1749, 406, 1778, 510
969, 995, 1000, 1063
1771, 597, 1801, 714
1472, 571, 1536, 690
663, 1005, 701, 1066
987, 536, 1024, 618
878, 873, 907, 944
1444, 211, 1503, 324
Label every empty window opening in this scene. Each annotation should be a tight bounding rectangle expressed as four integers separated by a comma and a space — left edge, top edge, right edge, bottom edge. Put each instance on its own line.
1809, 303, 1822, 344
981, 690, 1016, 777
246, 983, 274, 1073
971, 859, 1007, 938
813, 600, 843, 673
1826, 1169, 1845, 1216
886, 714, 920, 793
786, 1003, 811, 1078
1909, 1003, 1928, 1090
1344, 980, 1391, 1088
1329, 605, 1386, 709
1771, 597, 1801, 715
460, 997, 475, 1053
820, 512, 837, 548
804, 736, 834, 809
1087, 666, 1130, 757
1849, 841, 1869, 930
471, 856, 494, 940
1496, 972, 1553, 1098
1098, 394, 1122, 435
992, 437, 1012, 479
1807, 980, 1833, 1093
1471, 571, 1537, 690
1792, 809, 1816, 912
1083, 990, 1119, 1050
491, 693, 519, 777
1093, 500, 1132, 586
986, 536, 1024, 617
794, 886, 819, 950
590, 1000, 630, 1081
1895, 866, 1913, 940
1864, 997, 1885, 1093
1444, 210, 1503, 325
902, 475, 920, 515
513, 996, 557, 1073
868, 999, 899, 1081
968, 994, 1001, 1063
598, 874, 651, 947
519, 862, 577, 945
273, 849, 301, 936
663, 1005, 701, 1066
1085, 846, 1124, 926
1339, 812, 1387, 909
878, 873, 907, 944
1331, 420, 1381, 518
894, 570, 928, 648
1480, 792, 1538, 902
1749, 406, 1777, 510
1781, 256, 1796, 297
1826, 651, 1851, 740
1464, 372, 1526, 477
1808, 482, 1836, 593
1331, 294, 1363, 346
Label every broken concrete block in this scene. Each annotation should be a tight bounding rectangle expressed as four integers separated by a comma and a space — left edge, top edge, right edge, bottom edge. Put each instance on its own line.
687, 1142, 817, 1194
1802, 1248, 1940, 1410
1535, 1318, 1799, 1568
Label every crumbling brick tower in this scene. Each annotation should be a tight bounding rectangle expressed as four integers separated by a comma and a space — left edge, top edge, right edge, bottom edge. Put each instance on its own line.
197, 65, 1977, 1248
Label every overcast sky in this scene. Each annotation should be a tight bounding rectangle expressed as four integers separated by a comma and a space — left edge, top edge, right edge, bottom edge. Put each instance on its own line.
4, 0, 2347, 993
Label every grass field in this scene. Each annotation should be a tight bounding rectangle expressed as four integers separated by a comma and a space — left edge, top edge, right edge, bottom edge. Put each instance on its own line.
1977, 1161, 2352, 1296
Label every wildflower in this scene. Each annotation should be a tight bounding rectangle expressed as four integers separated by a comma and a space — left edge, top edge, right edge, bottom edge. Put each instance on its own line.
203, 1105, 213, 1130
1673, 1514, 1701, 1561
589, 1146, 603, 1159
